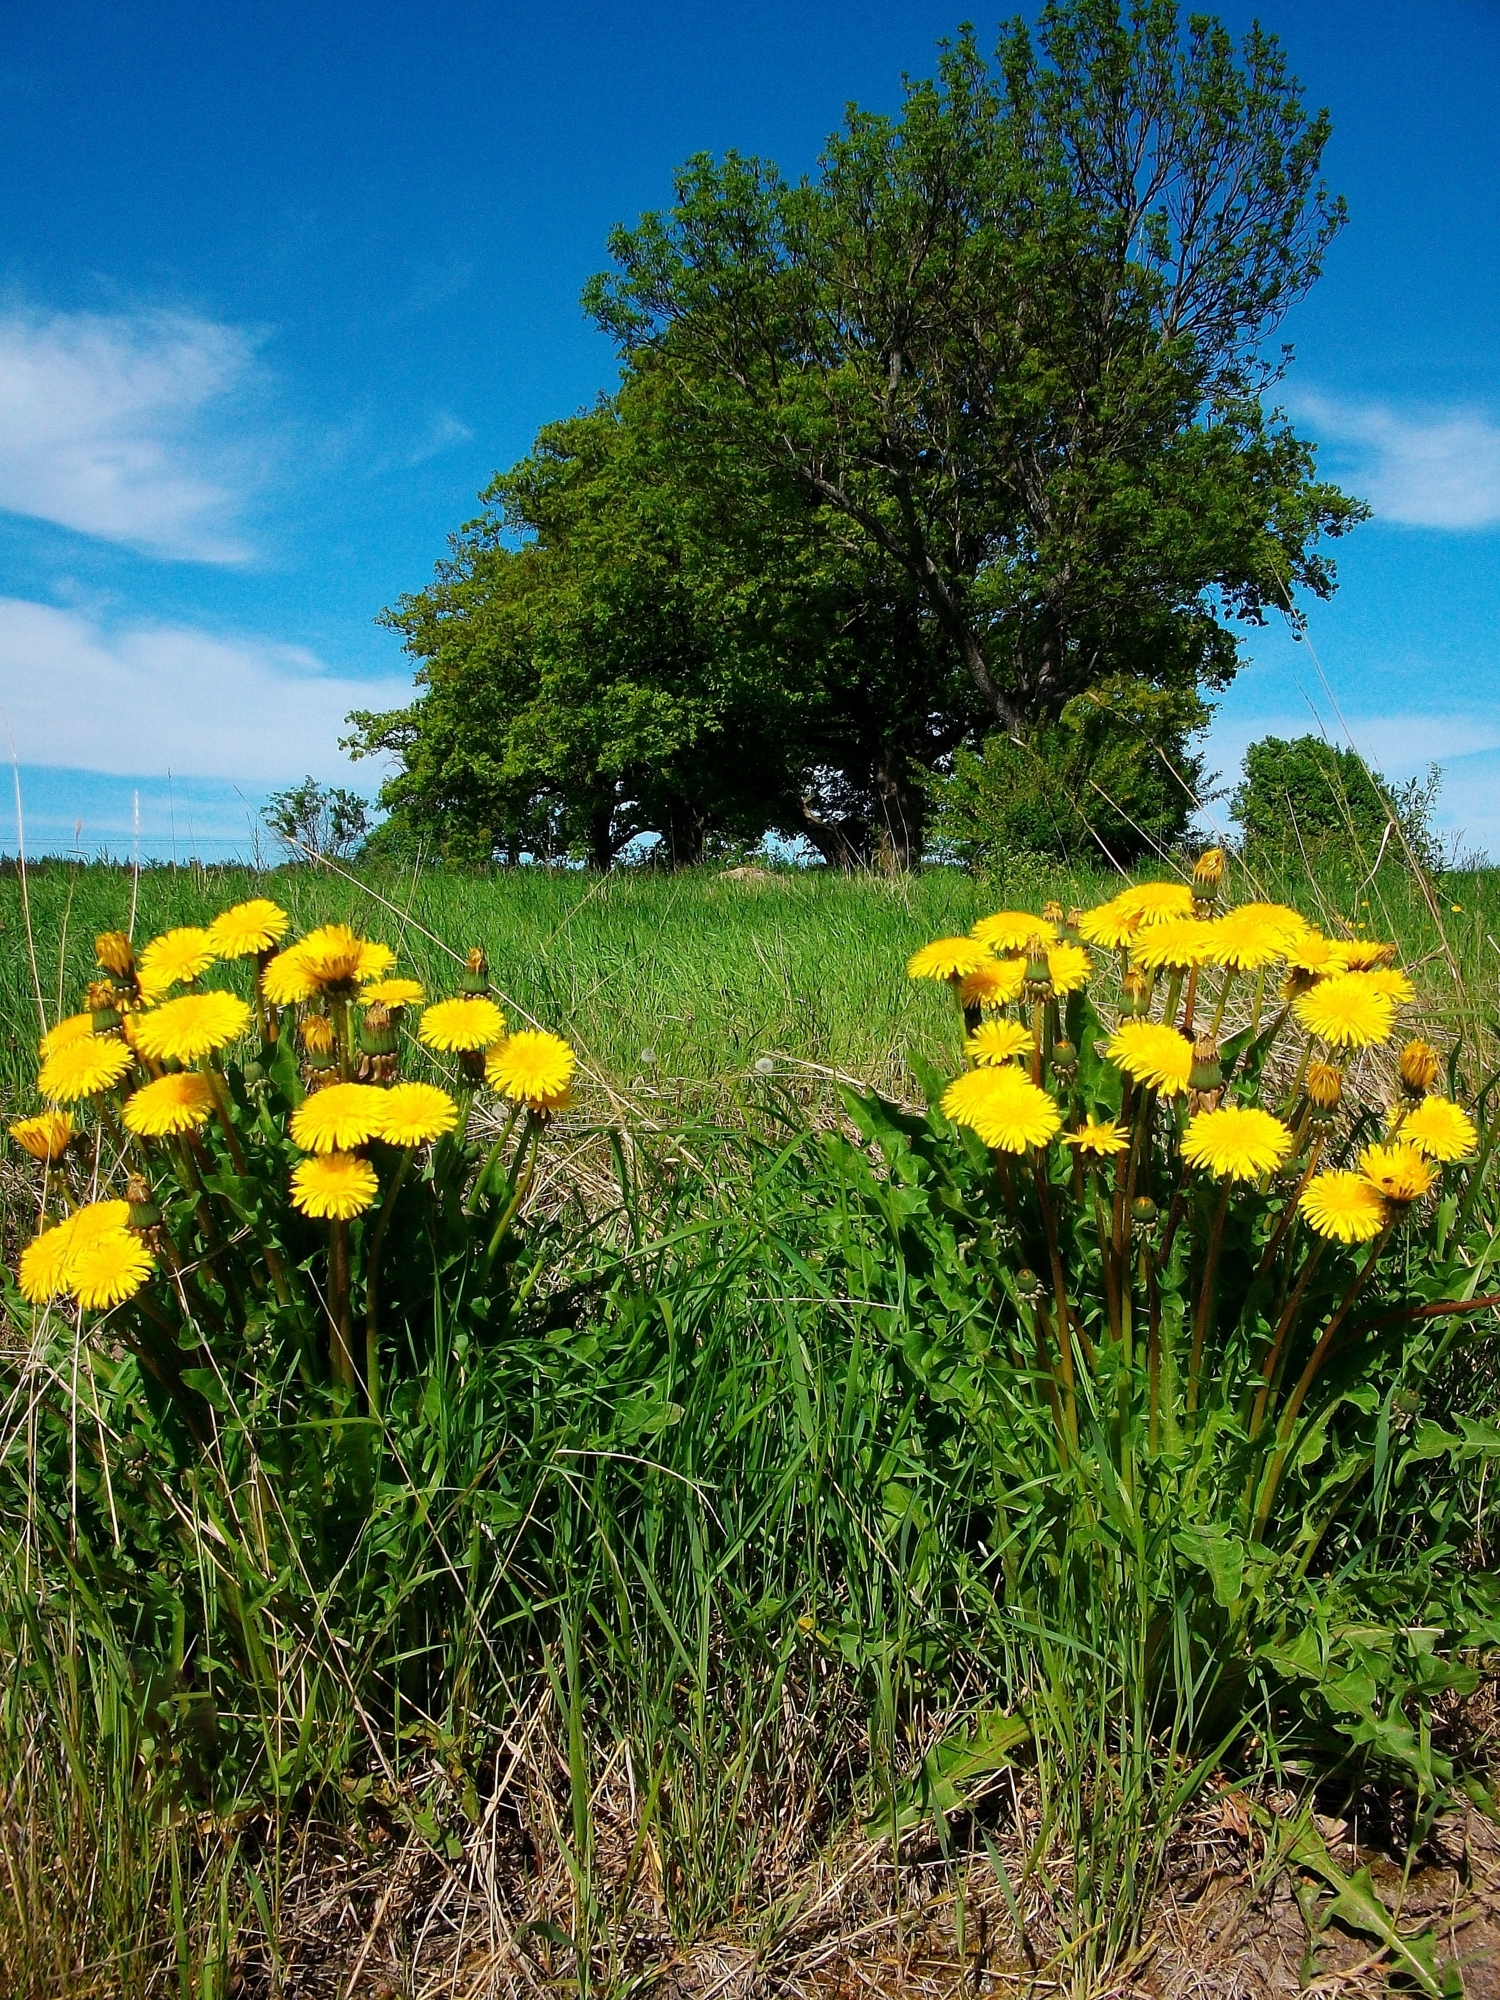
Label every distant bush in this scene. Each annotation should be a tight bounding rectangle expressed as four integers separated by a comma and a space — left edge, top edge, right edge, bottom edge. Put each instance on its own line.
925, 679, 1207, 875
1231, 734, 1442, 868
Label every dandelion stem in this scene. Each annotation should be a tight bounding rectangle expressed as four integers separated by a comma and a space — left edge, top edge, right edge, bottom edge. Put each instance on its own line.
1210, 969, 1238, 1037
363, 1146, 414, 1419
1186, 1182, 1231, 1420
327, 1218, 356, 1393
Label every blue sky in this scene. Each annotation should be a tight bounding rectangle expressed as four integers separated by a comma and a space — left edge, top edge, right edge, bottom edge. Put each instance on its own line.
0, 0, 1496, 859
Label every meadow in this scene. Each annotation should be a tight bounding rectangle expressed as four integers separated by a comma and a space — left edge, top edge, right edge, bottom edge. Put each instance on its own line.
1, 851, 1499, 1999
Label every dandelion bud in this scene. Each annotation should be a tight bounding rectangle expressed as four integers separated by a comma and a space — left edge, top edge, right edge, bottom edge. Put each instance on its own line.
95, 931, 135, 977
1193, 848, 1226, 890
1132, 1195, 1158, 1229
1123, 968, 1153, 1016
1398, 1039, 1440, 1095
460, 946, 490, 996
1041, 901, 1065, 931
1015, 1268, 1045, 1305
125, 1176, 160, 1232
1023, 948, 1052, 1002
1189, 1035, 1222, 1094
359, 1002, 398, 1058
87, 981, 123, 1033
1306, 1062, 1343, 1112
1050, 1039, 1078, 1085
300, 1013, 335, 1057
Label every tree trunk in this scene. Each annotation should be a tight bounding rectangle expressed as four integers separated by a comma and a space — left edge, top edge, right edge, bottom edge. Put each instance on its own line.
871, 744, 924, 873
588, 807, 616, 874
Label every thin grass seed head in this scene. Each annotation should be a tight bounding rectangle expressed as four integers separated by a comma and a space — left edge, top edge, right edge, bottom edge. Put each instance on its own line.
9, 1110, 73, 1161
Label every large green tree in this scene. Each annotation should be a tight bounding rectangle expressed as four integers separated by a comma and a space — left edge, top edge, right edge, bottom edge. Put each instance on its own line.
585, 1, 1365, 737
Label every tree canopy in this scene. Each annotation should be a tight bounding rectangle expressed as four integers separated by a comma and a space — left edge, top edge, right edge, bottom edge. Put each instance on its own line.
356, 2, 1363, 870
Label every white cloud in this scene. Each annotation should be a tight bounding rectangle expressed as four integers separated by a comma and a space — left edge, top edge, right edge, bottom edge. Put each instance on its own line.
1296, 392, 1500, 530
0, 596, 411, 782
0, 307, 259, 559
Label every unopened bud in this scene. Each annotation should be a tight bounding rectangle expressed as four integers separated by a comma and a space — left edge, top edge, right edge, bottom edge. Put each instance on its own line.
1132, 1195, 1158, 1228
359, 1002, 398, 1057
1015, 1268, 1045, 1305
1398, 1039, 1440, 1095
1041, 901, 1065, 931
125, 1175, 160, 1232
300, 1013, 335, 1057
1123, 968, 1153, 1016
461, 946, 490, 996
87, 980, 122, 1033
1193, 847, 1226, 890
1189, 1034, 1222, 1095
95, 931, 135, 977
1051, 1039, 1078, 1084
1307, 1062, 1343, 1112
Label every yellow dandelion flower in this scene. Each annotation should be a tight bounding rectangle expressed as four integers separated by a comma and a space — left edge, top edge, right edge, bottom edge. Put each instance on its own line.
1400, 1095, 1477, 1163
39, 1013, 95, 1060
360, 977, 425, 1009
1333, 938, 1396, 971
1130, 919, 1224, 973
132, 991, 252, 1065
17, 1201, 130, 1303
355, 941, 398, 982
122, 1071, 217, 1138
375, 1082, 459, 1147
971, 910, 1054, 953
1285, 931, 1340, 978
208, 899, 290, 959
907, 937, 991, 982
38, 1034, 133, 1101
1181, 1105, 1292, 1181
941, 1067, 1062, 1151
136, 927, 216, 1000
1293, 976, 1396, 1050
1047, 941, 1092, 994
1104, 1020, 1194, 1097
290, 1151, 379, 1220
295, 923, 368, 987
1076, 898, 1142, 949
1349, 966, 1416, 1005
9, 1110, 73, 1161
485, 1030, 575, 1106
1115, 881, 1195, 926
1061, 1119, 1130, 1158
1193, 847, 1226, 889
1299, 1172, 1389, 1243
1360, 1142, 1436, 1203
957, 958, 1026, 1009
289, 1082, 389, 1154
262, 945, 321, 1006
1213, 903, 1310, 971
70, 1228, 154, 1310
1398, 1039, 1441, 1092
419, 995, 506, 1053
95, 930, 135, 976
964, 1020, 1033, 1065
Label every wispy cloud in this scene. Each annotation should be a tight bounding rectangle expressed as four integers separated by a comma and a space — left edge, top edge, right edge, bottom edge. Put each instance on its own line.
0, 597, 410, 780
1296, 392, 1500, 530
0, 308, 261, 560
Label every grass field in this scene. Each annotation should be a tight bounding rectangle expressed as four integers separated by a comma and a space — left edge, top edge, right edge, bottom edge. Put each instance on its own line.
2, 851, 1499, 1998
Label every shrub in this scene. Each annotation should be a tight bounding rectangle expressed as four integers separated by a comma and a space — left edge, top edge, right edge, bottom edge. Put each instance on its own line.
1231, 734, 1442, 868
925, 679, 1207, 875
